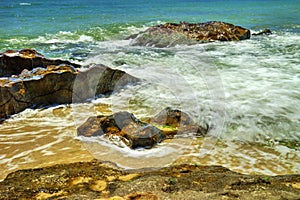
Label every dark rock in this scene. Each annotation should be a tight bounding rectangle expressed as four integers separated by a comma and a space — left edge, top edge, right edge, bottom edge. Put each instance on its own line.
131, 21, 251, 47
252, 29, 272, 36
151, 107, 208, 138
78, 108, 208, 149
77, 111, 165, 149
0, 49, 81, 77
72, 64, 140, 102
0, 49, 140, 120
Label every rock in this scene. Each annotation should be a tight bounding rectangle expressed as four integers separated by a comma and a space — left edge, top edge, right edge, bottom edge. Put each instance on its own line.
77, 111, 165, 149
0, 49, 81, 77
131, 21, 251, 47
252, 28, 272, 36
72, 64, 140, 102
77, 108, 208, 149
0, 49, 140, 120
151, 107, 208, 138
0, 65, 76, 119
0, 160, 299, 200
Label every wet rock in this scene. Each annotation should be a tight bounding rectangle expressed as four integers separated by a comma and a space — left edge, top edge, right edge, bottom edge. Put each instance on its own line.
0, 65, 76, 119
0, 160, 299, 200
78, 108, 208, 149
72, 64, 140, 102
252, 28, 272, 36
0, 49, 140, 120
0, 49, 81, 77
77, 111, 165, 149
151, 107, 208, 138
131, 21, 251, 47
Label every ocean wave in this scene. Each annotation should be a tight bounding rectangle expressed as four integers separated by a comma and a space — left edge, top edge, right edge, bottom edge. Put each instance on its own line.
0, 24, 150, 60
19, 2, 31, 6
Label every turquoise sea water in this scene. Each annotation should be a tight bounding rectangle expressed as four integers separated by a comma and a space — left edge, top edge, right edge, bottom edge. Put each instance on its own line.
0, 0, 299, 177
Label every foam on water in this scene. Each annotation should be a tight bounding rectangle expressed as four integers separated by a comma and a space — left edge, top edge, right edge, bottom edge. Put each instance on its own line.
83, 31, 300, 143
77, 134, 196, 169
19, 3, 31, 6
71, 30, 300, 174
0, 24, 148, 60
35, 31, 95, 44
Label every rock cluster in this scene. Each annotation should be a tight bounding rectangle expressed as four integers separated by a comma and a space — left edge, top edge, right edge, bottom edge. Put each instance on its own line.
77, 108, 208, 149
131, 21, 251, 47
0, 49, 139, 120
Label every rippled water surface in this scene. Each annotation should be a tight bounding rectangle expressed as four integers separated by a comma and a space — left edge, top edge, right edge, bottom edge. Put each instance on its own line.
0, 0, 299, 181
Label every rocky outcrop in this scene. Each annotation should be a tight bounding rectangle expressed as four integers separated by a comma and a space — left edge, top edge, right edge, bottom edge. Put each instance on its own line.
0, 65, 76, 119
77, 111, 165, 149
131, 21, 251, 47
0, 49, 140, 120
77, 108, 208, 149
0, 160, 299, 199
0, 49, 81, 77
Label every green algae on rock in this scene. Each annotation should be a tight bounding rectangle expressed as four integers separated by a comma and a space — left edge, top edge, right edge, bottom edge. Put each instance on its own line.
151, 107, 208, 138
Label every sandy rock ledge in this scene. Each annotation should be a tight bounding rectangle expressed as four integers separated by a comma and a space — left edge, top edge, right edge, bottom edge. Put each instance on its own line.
0, 160, 299, 200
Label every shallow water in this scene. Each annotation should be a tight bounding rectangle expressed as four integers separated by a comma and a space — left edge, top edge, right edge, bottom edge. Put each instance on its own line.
1, 0, 300, 181
0, 101, 299, 181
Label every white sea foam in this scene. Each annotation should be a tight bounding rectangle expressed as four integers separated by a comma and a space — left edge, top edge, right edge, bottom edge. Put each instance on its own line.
77, 135, 191, 168
19, 3, 31, 6
33, 31, 94, 44
78, 136, 183, 158
82, 32, 300, 144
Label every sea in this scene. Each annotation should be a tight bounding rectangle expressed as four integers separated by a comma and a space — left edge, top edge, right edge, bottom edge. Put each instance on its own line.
0, 0, 299, 181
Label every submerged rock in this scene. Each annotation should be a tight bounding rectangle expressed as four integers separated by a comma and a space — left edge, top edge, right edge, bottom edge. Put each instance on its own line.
252, 28, 272, 36
77, 108, 208, 149
0, 160, 299, 199
131, 21, 251, 47
77, 111, 165, 149
0, 49, 140, 120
